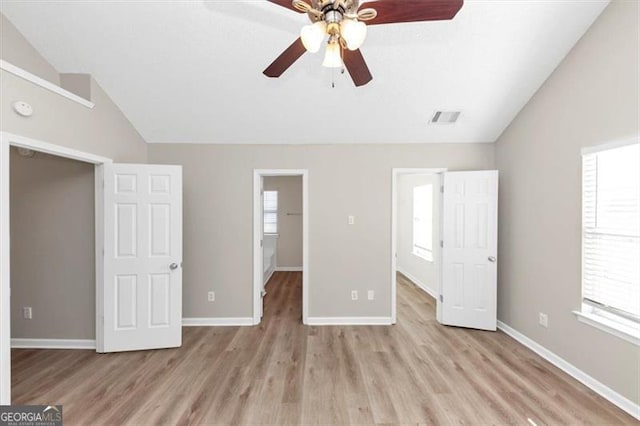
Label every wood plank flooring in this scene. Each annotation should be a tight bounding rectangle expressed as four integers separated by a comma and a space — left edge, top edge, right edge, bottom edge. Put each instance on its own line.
12, 272, 635, 425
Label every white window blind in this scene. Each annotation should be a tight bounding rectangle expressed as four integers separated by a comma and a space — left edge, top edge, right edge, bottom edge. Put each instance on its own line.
582, 142, 640, 323
413, 184, 433, 262
263, 190, 278, 234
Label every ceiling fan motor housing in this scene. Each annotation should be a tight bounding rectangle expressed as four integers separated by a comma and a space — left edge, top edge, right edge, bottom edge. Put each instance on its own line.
321, 2, 346, 15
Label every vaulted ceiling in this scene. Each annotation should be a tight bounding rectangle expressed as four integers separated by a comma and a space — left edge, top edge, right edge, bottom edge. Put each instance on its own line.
1, 0, 609, 144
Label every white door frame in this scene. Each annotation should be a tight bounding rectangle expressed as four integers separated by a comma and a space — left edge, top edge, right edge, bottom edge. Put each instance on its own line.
391, 168, 447, 324
0, 132, 112, 404
253, 169, 309, 325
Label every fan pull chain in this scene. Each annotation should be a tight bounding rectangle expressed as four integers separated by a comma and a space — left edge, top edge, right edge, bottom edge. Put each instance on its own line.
332, 63, 337, 89
330, 46, 345, 88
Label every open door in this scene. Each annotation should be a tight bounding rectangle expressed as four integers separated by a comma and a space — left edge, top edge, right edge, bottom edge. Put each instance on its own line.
440, 171, 498, 331
99, 164, 183, 353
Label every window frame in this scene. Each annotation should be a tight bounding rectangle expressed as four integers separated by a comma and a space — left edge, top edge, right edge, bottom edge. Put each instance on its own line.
263, 190, 278, 235
575, 138, 640, 346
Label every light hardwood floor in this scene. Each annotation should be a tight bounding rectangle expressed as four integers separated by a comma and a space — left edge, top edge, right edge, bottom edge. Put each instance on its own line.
12, 272, 635, 425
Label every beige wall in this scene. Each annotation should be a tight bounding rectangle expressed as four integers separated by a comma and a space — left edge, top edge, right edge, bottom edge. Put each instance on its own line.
495, 0, 640, 404
10, 148, 95, 339
264, 176, 302, 269
0, 13, 147, 162
396, 174, 440, 296
59, 73, 92, 101
149, 143, 494, 318
0, 14, 59, 85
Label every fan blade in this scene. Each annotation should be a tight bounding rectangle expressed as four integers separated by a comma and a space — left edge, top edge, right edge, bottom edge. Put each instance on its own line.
343, 49, 373, 87
363, 0, 463, 25
263, 38, 307, 78
267, 0, 303, 13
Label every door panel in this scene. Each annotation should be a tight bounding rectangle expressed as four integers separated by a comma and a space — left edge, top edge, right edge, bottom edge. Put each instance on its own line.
149, 274, 171, 327
440, 170, 498, 331
101, 163, 182, 352
116, 275, 137, 329
150, 204, 171, 256
116, 204, 137, 257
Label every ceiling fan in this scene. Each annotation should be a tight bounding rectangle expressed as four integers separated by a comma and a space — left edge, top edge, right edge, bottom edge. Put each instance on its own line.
263, 0, 464, 87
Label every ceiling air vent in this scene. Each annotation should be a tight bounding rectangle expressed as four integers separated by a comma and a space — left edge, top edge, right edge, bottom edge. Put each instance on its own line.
431, 111, 461, 124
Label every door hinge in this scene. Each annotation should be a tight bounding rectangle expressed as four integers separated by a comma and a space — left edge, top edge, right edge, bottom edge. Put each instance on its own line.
440, 240, 444, 248
260, 240, 263, 248
440, 185, 444, 193
439, 294, 444, 303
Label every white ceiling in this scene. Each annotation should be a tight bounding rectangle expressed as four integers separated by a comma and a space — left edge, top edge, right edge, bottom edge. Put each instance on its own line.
1, 0, 608, 144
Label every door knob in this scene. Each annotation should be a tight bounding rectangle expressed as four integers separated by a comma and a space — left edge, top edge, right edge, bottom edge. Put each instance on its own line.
169, 262, 179, 270
488, 256, 497, 263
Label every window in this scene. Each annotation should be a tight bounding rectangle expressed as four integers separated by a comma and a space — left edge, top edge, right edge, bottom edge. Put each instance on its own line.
580, 142, 640, 342
263, 190, 278, 234
413, 184, 433, 262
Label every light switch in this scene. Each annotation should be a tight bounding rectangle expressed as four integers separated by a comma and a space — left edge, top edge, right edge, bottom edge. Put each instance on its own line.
348, 215, 355, 225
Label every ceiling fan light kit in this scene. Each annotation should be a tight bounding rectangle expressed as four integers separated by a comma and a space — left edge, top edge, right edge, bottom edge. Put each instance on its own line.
340, 19, 367, 51
300, 21, 326, 52
264, 0, 464, 87
322, 38, 343, 68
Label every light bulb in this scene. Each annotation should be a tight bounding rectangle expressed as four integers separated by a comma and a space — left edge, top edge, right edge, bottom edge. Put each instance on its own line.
322, 41, 342, 68
300, 21, 327, 53
340, 19, 367, 51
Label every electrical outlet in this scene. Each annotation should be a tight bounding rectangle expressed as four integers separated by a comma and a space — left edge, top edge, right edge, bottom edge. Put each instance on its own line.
368, 290, 374, 300
208, 291, 215, 302
23, 307, 32, 320
539, 312, 548, 328
348, 215, 355, 225
351, 290, 358, 301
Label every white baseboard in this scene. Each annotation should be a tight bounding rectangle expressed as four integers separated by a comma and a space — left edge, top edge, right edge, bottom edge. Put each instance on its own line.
397, 267, 437, 299
275, 267, 303, 272
182, 317, 255, 326
497, 321, 640, 420
11, 338, 96, 350
263, 269, 275, 286
307, 317, 393, 326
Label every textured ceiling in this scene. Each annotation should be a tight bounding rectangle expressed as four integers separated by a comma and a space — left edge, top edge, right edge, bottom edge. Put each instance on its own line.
1, 0, 609, 144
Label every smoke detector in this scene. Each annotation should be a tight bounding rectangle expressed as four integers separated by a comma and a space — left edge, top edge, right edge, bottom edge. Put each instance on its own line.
430, 111, 461, 124
13, 101, 33, 117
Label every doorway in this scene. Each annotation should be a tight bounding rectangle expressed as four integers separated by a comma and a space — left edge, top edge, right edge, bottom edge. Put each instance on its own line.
392, 168, 500, 331
262, 175, 303, 279
9, 147, 96, 350
253, 170, 309, 325
1, 132, 184, 403
0, 132, 111, 405
391, 168, 445, 324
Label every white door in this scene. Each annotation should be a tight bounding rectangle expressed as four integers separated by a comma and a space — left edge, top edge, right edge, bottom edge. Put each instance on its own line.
440, 171, 498, 331
100, 164, 182, 352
